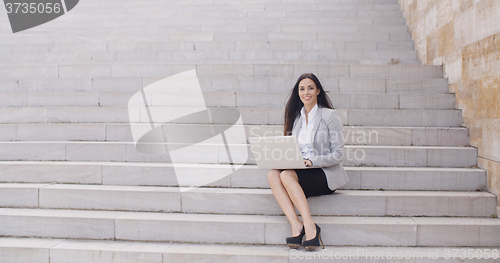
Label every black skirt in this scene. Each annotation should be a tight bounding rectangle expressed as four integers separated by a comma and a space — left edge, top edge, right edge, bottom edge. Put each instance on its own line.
293, 168, 336, 199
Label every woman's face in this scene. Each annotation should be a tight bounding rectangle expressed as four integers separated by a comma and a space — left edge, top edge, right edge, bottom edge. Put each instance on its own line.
298, 78, 320, 107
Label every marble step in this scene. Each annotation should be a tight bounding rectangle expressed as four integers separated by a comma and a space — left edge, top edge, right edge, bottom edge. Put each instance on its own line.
51, 8, 405, 19
23, 20, 410, 33
0, 183, 496, 217
0, 58, 421, 67
0, 63, 442, 79
39, 14, 407, 25
0, 208, 499, 246
0, 124, 469, 147
2, 77, 450, 94
0, 92, 455, 110
0, 162, 486, 191
0, 50, 418, 63
0, 32, 412, 44
0, 41, 416, 54
0, 142, 477, 167
67, 3, 403, 12
3, 237, 499, 263
0, 107, 462, 127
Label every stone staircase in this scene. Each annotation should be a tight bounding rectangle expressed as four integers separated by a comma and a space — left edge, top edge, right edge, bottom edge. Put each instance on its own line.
1, 0, 499, 262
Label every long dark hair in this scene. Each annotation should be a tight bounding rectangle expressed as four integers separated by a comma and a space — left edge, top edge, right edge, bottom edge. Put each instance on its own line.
283, 73, 334, 135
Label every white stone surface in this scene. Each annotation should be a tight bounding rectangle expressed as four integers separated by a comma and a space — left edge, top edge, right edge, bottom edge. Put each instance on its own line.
0, 66, 58, 79
39, 184, 181, 212
0, 183, 45, 208
46, 107, 130, 123
386, 78, 449, 93
412, 127, 469, 146
0, 93, 26, 107
50, 239, 167, 263
115, 212, 267, 243
0, 124, 16, 141
0, 108, 47, 123
347, 109, 462, 127
65, 142, 127, 162
0, 142, 65, 161
413, 217, 500, 247
339, 78, 386, 93
0, 209, 123, 239
0, 238, 63, 263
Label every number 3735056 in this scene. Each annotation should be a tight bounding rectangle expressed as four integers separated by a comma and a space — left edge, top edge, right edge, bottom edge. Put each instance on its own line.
5, 3, 62, 14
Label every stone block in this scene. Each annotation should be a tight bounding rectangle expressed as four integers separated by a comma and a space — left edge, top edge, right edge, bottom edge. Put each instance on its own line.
181, 188, 280, 214
0, 209, 121, 239
0, 161, 102, 184
0, 93, 26, 107
0, 237, 62, 263
350, 65, 389, 78
343, 127, 412, 146
39, 184, 181, 212
342, 146, 427, 167
399, 94, 456, 110
267, 33, 317, 41
17, 78, 92, 92
414, 217, 500, 246
214, 33, 268, 41
17, 123, 104, 141
0, 66, 58, 79
59, 65, 111, 78
331, 93, 399, 109
359, 167, 487, 191
66, 142, 127, 162
309, 190, 386, 216
426, 146, 477, 167
0, 183, 44, 208
348, 109, 462, 127
389, 65, 443, 78
47, 107, 130, 123
386, 78, 449, 93
0, 142, 65, 161
230, 50, 273, 60
411, 127, 469, 146
236, 92, 288, 108
27, 92, 99, 107
293, 65, 349, 79
197, 64, 253, 77
115, 213, 267, 244
50, 239, 167, 263
0, 80, 18, 92
112, 64, 194, 78
339, 78, 386, 93
254, 64, 294, 77
385, 191, 497, 216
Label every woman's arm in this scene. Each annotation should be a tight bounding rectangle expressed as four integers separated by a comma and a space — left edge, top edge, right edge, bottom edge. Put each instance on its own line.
308, 110, 344, 168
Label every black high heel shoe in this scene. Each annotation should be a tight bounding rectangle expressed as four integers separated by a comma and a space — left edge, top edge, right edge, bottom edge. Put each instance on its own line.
286, 225, 305, 249
303, 223, 325, 251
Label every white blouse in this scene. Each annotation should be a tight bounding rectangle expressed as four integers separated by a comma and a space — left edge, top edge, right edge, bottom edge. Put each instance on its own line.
297, 104, 318, 159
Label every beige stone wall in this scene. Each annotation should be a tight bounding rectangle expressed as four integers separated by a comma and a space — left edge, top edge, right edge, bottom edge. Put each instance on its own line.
399, 0, 500, 214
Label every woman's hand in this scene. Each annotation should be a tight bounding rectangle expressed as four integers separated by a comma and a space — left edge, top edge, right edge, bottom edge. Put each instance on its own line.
304, 159, 312, 167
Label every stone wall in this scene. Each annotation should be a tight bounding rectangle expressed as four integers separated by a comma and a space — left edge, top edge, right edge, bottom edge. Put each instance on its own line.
398, 0, 500, 215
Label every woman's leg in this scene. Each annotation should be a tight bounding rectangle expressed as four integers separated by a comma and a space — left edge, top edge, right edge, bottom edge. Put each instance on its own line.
267, 169, 303, 236
279, 169, 317, 240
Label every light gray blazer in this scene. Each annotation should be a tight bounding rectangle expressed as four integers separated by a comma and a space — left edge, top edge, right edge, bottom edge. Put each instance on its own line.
291, 106, 349, 190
